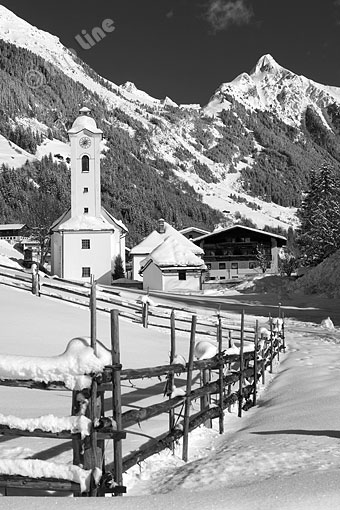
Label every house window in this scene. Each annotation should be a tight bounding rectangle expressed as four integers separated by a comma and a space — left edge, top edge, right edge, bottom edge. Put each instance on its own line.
82, 239, 90, 250
178, 270, 186, 281
231, 262, 238, 270
82, 267, 91, 278
249, 261, 257, 269
84, 207, 89, 214
83, 187, 89, 193
82, 155, 89, 173
206, 264, 211, 270
219, 263, 226, 270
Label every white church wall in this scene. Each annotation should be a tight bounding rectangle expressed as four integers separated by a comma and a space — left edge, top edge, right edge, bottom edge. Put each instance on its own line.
51, 232, 63, 277
63, 230, 113, 284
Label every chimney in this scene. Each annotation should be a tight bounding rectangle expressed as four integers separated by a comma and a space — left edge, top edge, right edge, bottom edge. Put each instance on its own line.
158, 218, 165, 234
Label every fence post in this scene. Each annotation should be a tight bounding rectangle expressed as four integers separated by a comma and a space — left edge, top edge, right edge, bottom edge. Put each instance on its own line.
85, 277, 102, 496
217, 314, 224, 434
169, 310, 176, 452
142, 301, 149, 328
238, 310, 245, 418
111, 309, 123, 495
269, 319, 273, 374
90, 276, 97, 354
182, 315, 197, 462
227, 330, 232, 413
31, 263, 39, 297
282, 311, 286, 352
253, 320, 259, 406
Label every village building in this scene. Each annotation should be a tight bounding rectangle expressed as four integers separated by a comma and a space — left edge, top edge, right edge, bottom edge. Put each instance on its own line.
51, 107, 127, 285
130, 219, 204, 282
140, 236, 206, 292
179, 226, 211, 240
0, 224, 30, 244
194, 225, 286, 282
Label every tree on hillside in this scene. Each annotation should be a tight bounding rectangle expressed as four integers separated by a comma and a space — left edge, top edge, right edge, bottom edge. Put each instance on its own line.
297, 164, 340, 266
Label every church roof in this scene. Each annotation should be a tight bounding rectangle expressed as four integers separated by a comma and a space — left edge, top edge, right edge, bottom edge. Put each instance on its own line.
50, 207, 127, 233
57, 215, 114, 231
140, 236, 206, 273
68, 108, 103, 135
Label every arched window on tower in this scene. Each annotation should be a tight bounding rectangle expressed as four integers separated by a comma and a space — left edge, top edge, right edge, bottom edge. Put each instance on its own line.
82, 155, 89, 173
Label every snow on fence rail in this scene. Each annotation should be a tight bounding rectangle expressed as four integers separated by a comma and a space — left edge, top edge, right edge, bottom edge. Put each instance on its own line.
0, 277, 285, 497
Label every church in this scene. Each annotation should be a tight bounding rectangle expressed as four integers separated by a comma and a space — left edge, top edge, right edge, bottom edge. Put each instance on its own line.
50, 107, 127, 285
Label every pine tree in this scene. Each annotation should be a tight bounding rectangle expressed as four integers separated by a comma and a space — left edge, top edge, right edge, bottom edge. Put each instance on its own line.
297, 164, 340, 266
112, 254, 125, 280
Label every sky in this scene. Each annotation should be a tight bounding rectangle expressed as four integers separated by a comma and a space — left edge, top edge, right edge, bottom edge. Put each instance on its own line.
1, 0, 340, 104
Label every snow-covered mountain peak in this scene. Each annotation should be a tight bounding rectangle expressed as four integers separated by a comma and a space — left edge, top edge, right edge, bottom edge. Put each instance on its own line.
205, 54, 340, 127
252, 54, 281, 75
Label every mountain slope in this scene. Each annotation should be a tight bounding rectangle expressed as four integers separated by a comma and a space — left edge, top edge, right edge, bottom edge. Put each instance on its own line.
1, 6, 340, 243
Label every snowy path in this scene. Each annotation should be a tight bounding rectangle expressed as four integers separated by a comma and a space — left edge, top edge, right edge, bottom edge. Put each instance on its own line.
115, 326, 340, 509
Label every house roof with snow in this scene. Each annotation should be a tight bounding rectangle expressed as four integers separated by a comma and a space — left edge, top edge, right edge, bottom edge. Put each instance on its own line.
130, 220, 204, 256
140, 236, 206, 274
0, 224, 27, 231
179, 226, 211, 237
50, 207, 127, 233
194, 224, 287, 244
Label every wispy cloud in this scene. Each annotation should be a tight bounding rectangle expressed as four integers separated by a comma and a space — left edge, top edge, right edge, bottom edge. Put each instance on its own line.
205, 0, 254, 32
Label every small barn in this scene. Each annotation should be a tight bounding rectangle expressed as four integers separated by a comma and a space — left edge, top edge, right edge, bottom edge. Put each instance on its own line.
140, 236, 206, 292
130, 219, 204, 281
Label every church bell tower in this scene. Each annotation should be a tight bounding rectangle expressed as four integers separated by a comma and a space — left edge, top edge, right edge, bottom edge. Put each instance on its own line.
68, 107, 103, 218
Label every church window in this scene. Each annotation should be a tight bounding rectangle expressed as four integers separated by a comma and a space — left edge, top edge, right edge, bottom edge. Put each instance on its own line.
82, 155, 90, 173
82, 267, 91, 278
84, 207, 89, 214
82, 239, 91, 250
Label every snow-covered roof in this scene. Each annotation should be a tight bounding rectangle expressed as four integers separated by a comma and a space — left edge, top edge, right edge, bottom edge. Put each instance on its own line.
68, 109, 103, 135
194, 225, 287, 243
131, 221, 204, 256
140, 236, 206, 272
51, 207, 127, 233
179, 226, 211, 236
0, 224, 26, 231
102, 207, 128, 233
130, 230, 163, 255
57, 214, 114, 232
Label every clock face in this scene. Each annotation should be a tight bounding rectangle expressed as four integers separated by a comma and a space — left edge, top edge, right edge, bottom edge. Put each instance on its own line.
79, 136, 91, 149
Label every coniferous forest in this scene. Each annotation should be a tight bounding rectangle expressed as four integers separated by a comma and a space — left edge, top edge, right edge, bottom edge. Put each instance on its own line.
1, 39, 340, 248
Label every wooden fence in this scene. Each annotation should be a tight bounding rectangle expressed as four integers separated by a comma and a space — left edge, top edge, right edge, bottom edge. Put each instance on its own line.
0, 271, 285, 497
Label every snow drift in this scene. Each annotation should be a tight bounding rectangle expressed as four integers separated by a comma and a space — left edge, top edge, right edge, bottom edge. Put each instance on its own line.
0, 337, 111, 389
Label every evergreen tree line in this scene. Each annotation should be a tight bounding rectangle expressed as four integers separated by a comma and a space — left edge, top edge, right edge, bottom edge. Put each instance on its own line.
296, 163, 340, 266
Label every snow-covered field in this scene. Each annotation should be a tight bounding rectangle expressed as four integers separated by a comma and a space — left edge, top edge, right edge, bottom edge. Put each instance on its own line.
1, 274, 340, 508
